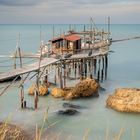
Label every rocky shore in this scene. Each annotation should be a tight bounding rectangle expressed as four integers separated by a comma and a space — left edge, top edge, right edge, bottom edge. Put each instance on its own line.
106, 88, 140, 113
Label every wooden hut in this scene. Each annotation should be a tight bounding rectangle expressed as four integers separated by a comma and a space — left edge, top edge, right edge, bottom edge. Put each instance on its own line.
50, 34, 81, 54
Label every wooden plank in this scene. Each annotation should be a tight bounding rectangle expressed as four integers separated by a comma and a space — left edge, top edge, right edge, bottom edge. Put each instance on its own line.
0, 58, 59, 81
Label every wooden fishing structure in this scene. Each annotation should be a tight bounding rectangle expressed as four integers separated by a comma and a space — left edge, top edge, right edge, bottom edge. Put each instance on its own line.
0, 18, 111, 110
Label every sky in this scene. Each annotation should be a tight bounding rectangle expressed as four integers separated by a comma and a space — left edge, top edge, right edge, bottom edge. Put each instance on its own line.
0, 0, 139, 24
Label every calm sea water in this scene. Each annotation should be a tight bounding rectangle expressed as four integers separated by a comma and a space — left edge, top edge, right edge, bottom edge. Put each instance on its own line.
0, 24, 140, 140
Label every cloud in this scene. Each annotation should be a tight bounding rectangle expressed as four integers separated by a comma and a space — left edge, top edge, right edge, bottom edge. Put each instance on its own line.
0, 0, 45, 6
0, 0, 139, 24
0, 0, 139, 7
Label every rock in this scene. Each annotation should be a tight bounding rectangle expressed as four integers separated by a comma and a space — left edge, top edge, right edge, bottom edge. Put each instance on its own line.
51, 87, 65, 98
63, 102, 85, 109
39, 84, 48, 96
64, 78, 99, 100
28, 83, 48, 96
106, 88, 140, 113
57, 109, 79, 115
50, 78, 99, 100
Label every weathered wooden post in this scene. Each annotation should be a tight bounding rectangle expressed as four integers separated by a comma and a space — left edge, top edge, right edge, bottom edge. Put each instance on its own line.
84, 59, 87, 78
44, 69, 48, 84
101, 55, 105, 82
58, 65, 60, 79
34, 89, 38, 110
78, 62, 81, 75
94, 58, 97, 75
97, 56, 101, 82
80, 59, 84, 80
89, 59, 92, 79
20, 87, 24, 109
105, 54, 108, 80
63, 62, 66, 88
60, 59, 63, 89
74, 62, 77, 79
54, 65, 57, 84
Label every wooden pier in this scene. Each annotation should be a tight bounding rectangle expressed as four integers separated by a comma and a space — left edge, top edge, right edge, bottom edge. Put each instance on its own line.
0, 58, 59, 82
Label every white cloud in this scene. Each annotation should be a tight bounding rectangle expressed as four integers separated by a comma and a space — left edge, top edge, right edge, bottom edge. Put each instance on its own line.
0, 0, 139, 24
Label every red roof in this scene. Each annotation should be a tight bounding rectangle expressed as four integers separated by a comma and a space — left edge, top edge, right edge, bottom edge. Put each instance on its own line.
65, 34, 81, 42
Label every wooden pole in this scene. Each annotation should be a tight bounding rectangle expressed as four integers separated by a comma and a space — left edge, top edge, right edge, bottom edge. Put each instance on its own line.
84, 60, 87, 78
94, 58, 97, 75
14, 49, 17, 69
89, 60, 92, 79
84, 25, 86, 48
78, 62, 81, 75
58, 65, 60, 79
80, 59, 84, 80
44, 69, 48, 84
105, 54, 108, 80
74, 62, 77, 79
54, 65, 57, 84
101, 55, 105, 82
108, 17, 110, 40
17, 33, 25, 109
63, 62, 66, 88
60, 60, 63, 89
97, 57, 101, 82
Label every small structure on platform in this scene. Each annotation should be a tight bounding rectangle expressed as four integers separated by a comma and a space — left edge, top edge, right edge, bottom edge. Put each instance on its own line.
50, 34, 81, 54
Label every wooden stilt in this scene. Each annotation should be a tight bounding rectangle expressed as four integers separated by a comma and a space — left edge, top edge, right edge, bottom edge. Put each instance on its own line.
34, 89, 38, 110
84, 60, 87, 78
72, 60, 74, 69
45, 69, 48, 84
80, 59, 84, 80
74, 62, 77, 79
101, 55, 105, 82
54, 65, 57, 84
98, 57, 101, 82
20, 86, 24, 108
105, 54, 108, 80
94, 59, 97, 75
101, 69, 104, 82
63, 63, 66, 88
78, 62, 81, 75
60, 60, 63, 89
97, 70, 100, 82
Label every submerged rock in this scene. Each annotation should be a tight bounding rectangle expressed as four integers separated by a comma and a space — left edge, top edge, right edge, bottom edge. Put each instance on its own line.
28, 83, 48, 96
63, 102, 85, 109
106, 88, 140, 113
57, 109, 79, 115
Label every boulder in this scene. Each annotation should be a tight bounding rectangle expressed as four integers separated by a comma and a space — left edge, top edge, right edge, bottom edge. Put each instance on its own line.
51, 78, 99, 100
106, 88, 140, 113
28, 83, 48, 96
51, 87, 65, 98
64, 78, 99, 100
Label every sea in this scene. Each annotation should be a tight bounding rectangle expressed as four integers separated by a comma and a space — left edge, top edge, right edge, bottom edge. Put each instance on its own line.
0, 24, 140, 140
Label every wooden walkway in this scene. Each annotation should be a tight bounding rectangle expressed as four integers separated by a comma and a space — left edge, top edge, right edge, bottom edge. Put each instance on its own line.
0, 49, 108, 82
0, 58, 59, 81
